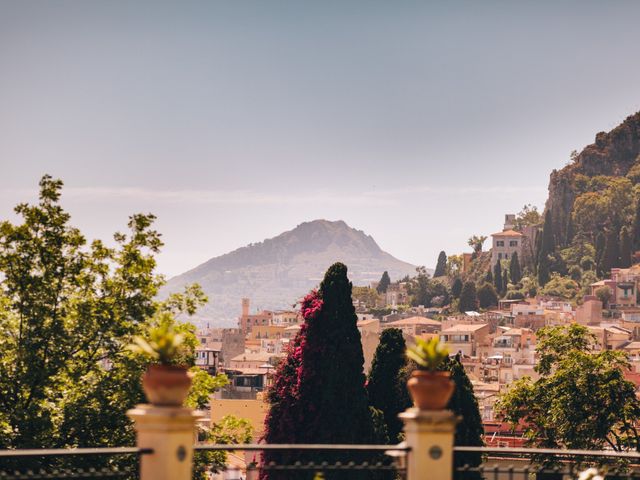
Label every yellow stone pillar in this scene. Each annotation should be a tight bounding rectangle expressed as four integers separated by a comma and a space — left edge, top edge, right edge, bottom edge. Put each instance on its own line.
127, 404, 202, 480
399, 409, 458, 480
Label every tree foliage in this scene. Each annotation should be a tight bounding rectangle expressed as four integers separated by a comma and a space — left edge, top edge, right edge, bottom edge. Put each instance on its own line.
376, 271, 391, 294
366, 328, 406, 444
458, 282, 478, 312
0, 176, 223, 453
537, 210, 555, 286
509, 252, 522, 284
496, 324, 640, 452
434, 251, 448, 278
477, 283, 498, 309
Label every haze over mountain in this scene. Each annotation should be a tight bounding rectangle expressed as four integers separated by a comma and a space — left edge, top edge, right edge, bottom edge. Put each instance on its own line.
161, 220, 418, 325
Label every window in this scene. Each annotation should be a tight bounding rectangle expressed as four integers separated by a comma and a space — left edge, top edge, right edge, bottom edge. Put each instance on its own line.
498, 253, 502, 259
504, 253, 509, 259
510, 240, 518, 247
496, 241, 504, 247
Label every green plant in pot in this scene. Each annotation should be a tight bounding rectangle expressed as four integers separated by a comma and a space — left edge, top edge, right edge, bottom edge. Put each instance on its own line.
406, 336, 455, 410
129, 320, 194, 407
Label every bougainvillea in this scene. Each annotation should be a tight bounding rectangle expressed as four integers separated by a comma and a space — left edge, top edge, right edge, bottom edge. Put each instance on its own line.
262, 263, 375, 479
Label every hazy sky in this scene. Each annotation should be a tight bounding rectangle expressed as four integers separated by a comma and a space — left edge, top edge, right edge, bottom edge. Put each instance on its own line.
2, 1, 640, 278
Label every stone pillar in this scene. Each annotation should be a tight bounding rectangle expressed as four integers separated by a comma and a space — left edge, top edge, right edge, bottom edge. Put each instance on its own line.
127, 405, 201, 480
399, 409, 458, 480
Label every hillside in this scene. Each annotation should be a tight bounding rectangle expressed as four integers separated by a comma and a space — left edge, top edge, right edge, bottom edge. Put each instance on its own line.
545, 111, 640, 246
161, 220, 418, 325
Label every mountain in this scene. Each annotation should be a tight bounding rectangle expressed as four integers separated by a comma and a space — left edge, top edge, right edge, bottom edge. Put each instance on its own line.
161, 220, 418, 325
545, 111, 640, 246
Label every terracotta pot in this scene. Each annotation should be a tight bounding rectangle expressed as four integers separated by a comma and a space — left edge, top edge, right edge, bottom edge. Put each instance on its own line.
407, 370, 455, 410
142, 365, 193, 407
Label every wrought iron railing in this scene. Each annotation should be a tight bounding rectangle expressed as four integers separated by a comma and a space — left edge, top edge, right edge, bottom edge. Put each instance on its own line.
194, 443, 409, 478
0, 447, 151, 480
454, 446, 640, 480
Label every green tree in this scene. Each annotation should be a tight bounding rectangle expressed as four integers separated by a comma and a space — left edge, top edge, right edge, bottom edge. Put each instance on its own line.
0, 176, 222, 453
451, 278, 463, 299
493, 261, 503, 294
537, 210, 555, 286
496, 324, 640, 452
376, 271, 391, 294
484, 268, 493, 284
509, 252, 522, 284
514, 204, 542, 231
366, 329, 406, 444
540, 274, 579, 301
477, 283, 498, 309
595, 286, 612, 308
448, 355, 484, 478
620, 226, 632, 269
633, 196, 640, 252
434, 251, 448, 277
600, 228, 620, 274
458, 281, 478, 312
595, 231, 606, 275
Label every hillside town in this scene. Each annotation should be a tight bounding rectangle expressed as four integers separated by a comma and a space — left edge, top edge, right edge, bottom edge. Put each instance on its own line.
195, 213, 640, 448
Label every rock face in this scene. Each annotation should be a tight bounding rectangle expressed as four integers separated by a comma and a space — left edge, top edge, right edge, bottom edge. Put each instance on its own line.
161, 220, 418, 326
545, 111, 640, 244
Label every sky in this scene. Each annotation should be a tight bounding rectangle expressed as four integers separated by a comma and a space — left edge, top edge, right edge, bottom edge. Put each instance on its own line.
2, 1, 640, 278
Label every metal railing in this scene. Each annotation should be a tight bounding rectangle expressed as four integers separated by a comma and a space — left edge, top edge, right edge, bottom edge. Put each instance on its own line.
454, 447, 640, 480
0, 447, 152, 480
194, 443, 409, 478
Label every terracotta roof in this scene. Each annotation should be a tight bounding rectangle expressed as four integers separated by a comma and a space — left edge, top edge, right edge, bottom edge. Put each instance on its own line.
386, 316, 441, 326
441, 323, 488, 333
491, 229, 523, 237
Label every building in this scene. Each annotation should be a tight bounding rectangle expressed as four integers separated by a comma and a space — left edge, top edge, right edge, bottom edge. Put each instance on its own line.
590, 265, 640, 309
194, 345, 220, 375
238, 298, 274, 335
385, 283, 410, 307
382, 316, 442, 339
440, 323, 490, 357
490, 229, 523, 267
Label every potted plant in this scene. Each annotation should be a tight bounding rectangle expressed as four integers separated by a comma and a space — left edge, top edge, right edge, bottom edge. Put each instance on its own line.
129, 321, 193, 407
406, 336, 454, 410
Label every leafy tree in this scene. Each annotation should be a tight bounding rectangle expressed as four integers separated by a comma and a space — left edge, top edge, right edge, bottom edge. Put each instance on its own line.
493, 261, 503, 294
366, 329, 406, 444
458, 281, 478, 312
509, 252, 522, 284
540, 274, 579, 301
0, 176, 224, 456
477, 283, 498, 309
447, 255, 463, 276
595, 286, 612, 308
501, 267, 509, 294
409, 266, 432, 307
263, 263, 375, 479
514, 204, 542, 231
497, 324, 640, 452
377, 271, 391, 294
620, 226, 632, 268
451, 278, 463, 299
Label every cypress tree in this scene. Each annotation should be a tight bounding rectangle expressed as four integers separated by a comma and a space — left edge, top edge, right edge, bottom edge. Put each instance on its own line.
366, 328, 406, 444
620, 226, 632, 269
502, 267, 509, 294
451, 277, 463, 299
601, 228, 620, 275
493, 261, 502, 294
434, 251, 447, 277
595, 232, 606, 276
633, 196, 640, 252
377, 271, 391, 294
509, 252, 522, 284
449, 355, 484, 479
263, 263, 374, 478
537, 210, 555, 286
485, 268, 493, 284
459, 281, 478, 312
